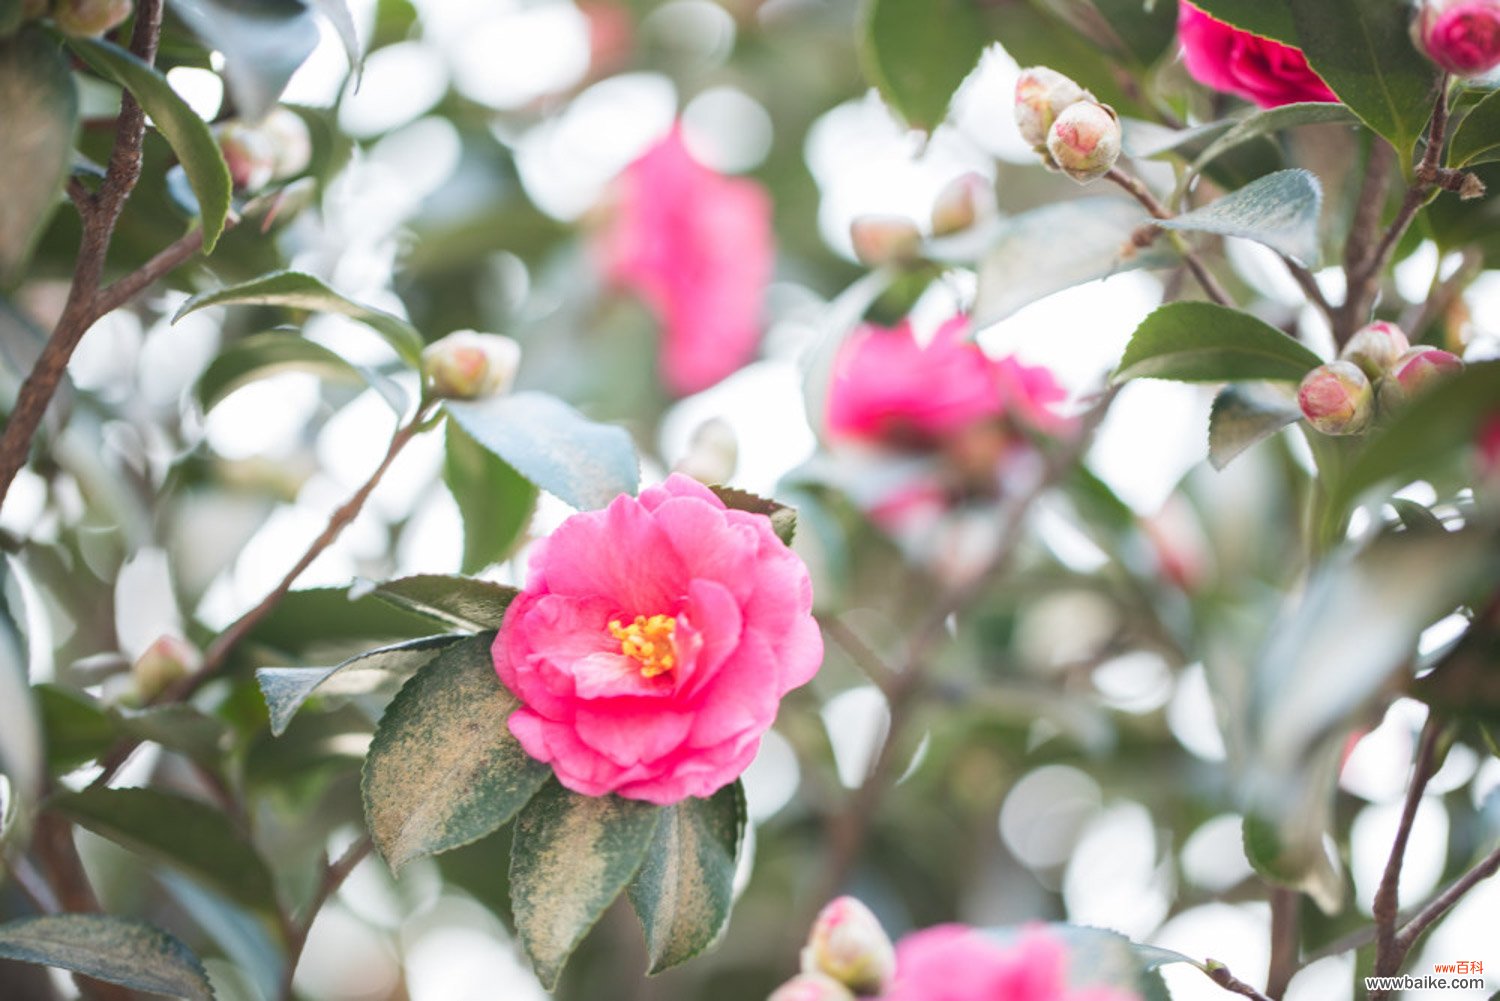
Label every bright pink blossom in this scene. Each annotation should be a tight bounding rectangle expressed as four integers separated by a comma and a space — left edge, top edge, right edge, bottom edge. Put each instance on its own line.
826, 316, 1069, 447
492, 474, 822, 804
1177, 2, 1338, 108
882, 925, 1140, 1001
598, 128, 774, 396
1414, 0, 1500, 77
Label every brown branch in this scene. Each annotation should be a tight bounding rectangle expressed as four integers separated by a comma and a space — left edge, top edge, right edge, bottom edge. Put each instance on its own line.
1105, 168, 1234, 308
1281, 256, 1333, 319
277, 836, 373, 1001
1371, 718, 1441, 985
1265, 887, 1299, 999
1205, 960, 1273, 1001
820, 615, 899, 699
1394, 841, 1500, 957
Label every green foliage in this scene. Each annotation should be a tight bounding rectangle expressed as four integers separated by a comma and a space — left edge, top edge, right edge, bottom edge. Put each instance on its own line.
0, 32, 76, 284
709, 485, 798, 546
1186, 103, 1357, 178
1207, 383, 1303, 471
1449, 88, 1500, 167
1115, 301, 1324, 383
165, 0, 320, 121
860, 0, 987, 131
1184, 0, 1296, 44
196, 330, 407, 413
371, 574, 519, 631
444, 421, 538, 574
0, 915, 215, 1001
1159, 168, 1324, 265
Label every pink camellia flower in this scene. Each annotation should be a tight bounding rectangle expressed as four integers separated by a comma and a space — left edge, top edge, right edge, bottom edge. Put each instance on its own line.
492, 473, 822, 804
826, 315, 1070, 446
882, 925, 1140, 1001
597, 128, 774, 397
1177, 2, 1338, 108
1413, 0, 1500, 77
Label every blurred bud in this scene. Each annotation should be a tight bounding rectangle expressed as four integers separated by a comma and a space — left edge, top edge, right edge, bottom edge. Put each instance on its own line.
53, 0, 130, 36
1412, 0, 1500, 77
1339, 320, 1410, 380
799, 897, 896, 995
259, 107, 313, 181
1014, 66, 1088, 148
1380, 345, 1464, 409
132, 635, 200, 702
422, 330, 522, 400
673, 417, 738, 485
849, 214, 922, 267
1298, 360, 1374, 435
1046, 101, 1122, 184
930, 172, 995, 237
215, 121, 276, 193
767, 974, 857, 1001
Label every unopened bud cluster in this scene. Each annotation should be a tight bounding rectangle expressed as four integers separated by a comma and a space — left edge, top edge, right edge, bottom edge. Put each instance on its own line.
1297, 321, 1464, 435
422, 330, 522, 400
1412, 0, 1500, 78
214, 107, 313, 194
1014, 66, 1121, 183
767, 897, 896, 1000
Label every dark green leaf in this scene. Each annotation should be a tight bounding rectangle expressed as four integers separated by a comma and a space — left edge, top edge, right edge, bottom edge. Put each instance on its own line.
196, 331, 404, 413
166, 0, 320, 122
0, 915, 215, 1001
1160, 169, 1323, 265
362, 634, 550, 871
629, 783, 745, 973
1449, 89, 1500, 167
860, 0, 986, 131
35, 684, 116, 771
257, 633, 465, 736
444, 420, 538, 574
444, 392, 640, 511
0, 32, 77, 283
1208, 382, 1303, 470
1288, 0, 1439, 156
69, 37, 232, 253
0, 559, 40, 809
509, 780, 660, 989
174, 271, 424, 366
1185, 0, 1296, 44
1089, 0, 1180, 66
113, 704, 231, 766
980, 0, 1143, 115
1389, 498, 1445, 534
370, 574, 519, 631
709, 486, 797, 547
53, 787, 279, 914
1189, 103, 1358, 176
1115, 302, 1324, 383
246, 586, 442, 658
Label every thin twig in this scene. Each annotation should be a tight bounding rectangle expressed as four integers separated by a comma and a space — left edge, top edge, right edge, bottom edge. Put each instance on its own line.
1372, 717, 1442, 982
820, 615, 900, 699
1394, 841, 1500, 956
1266, 887, 1299, 999
277, 836, 373, 1001
1105, 168, 1234, 308
1204, 960, 1273, 1001
1281, 256, 1333, 319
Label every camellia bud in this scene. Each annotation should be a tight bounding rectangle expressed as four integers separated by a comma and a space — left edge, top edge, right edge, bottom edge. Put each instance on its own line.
766, 974, 856, 1001
131, 634, 201, 702
799, 896, 897, 995
849, 214, 922, 267
421, 330, 522, 400
1380, 345, 1464, 409
930, 172, 995, 237
1014, 66, 1089, 148
1412, 0, 1500, 77
1298, 360, 1374, 436
1339, 320, 1410, 380
215, 121, 276, 193
1046, 101, 1122, 184
259, 107, 313, 182
53, 0, 130, 36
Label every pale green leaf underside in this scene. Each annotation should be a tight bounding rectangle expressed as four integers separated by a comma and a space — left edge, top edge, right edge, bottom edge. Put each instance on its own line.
0, 915, 216, 1000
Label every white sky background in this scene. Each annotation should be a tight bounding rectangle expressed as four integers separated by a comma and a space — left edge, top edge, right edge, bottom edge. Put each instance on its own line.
14, 2, 1500, 999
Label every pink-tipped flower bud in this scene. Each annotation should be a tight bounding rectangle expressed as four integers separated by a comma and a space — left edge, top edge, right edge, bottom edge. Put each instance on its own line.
767, 974, 856, 1001
1014, 66, 1089, 148
215, 121, 276, 193
930, 172, 996, 237
799, 896, 896, 995
1380, 345, 1464, 409
849, 214, 922, 267
1046, 101, 1122, 184
259, 107, 313, 181
1298, 360, 1374, 435
1413, 0, 1500, 77
421, 330, 522, 400
1339, 320, 1411, 380
131, 634, 201, 702
53, 0, 130, 36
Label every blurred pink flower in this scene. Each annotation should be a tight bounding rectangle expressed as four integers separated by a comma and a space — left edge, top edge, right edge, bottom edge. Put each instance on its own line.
1178, 2, 1338, 108
882, 925, 1140, 1001
492, 474, 821, 804
598, 128, 774, 396
1479, 413, 1500, 477
825, 315, 1070, 446
1414, 0, 1500, 77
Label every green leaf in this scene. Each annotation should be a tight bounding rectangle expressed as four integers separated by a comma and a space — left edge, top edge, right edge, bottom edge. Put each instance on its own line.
1288, 0, 1439, 157
1448, 89, 1500, 167
628, 783, 745, 974
362, 634, 550, 871
980, 923, 1173, 996
166, 0, 320, 122
35, 684, 116, 771
860, 0, 986, 131
1208, 382, 1302, 471
1115, 302, 1324, 384
444, 420, 538, 574
1334, 359, 1500, 508
509, 780, 661, 989
709, 486, 797, 547
257, 633, 465, 736
444, 392, 640, 511
1160, 169, 1324, 265
972, 198, 1171, 327
1389, 498, 1445, 534
0, 915, 215, 1001
1185, 0, 1297, 44
246, 586, 442, 657
174, 271, 424, 367
1089, 0, 1181, 67
0, 32, 77, 284
370, 574, 519, 631
114, 704, 230, 767
53, 787, 279, 914
69, 37, 232, 253
1188, 102, 1359, 177
196, 330, 405, 413
0, 559, 40, 810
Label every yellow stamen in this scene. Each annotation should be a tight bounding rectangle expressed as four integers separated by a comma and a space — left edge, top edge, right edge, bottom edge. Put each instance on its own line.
608, 614, 679, 678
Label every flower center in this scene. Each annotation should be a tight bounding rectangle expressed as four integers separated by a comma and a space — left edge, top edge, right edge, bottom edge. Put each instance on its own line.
608, 614, 678, 678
